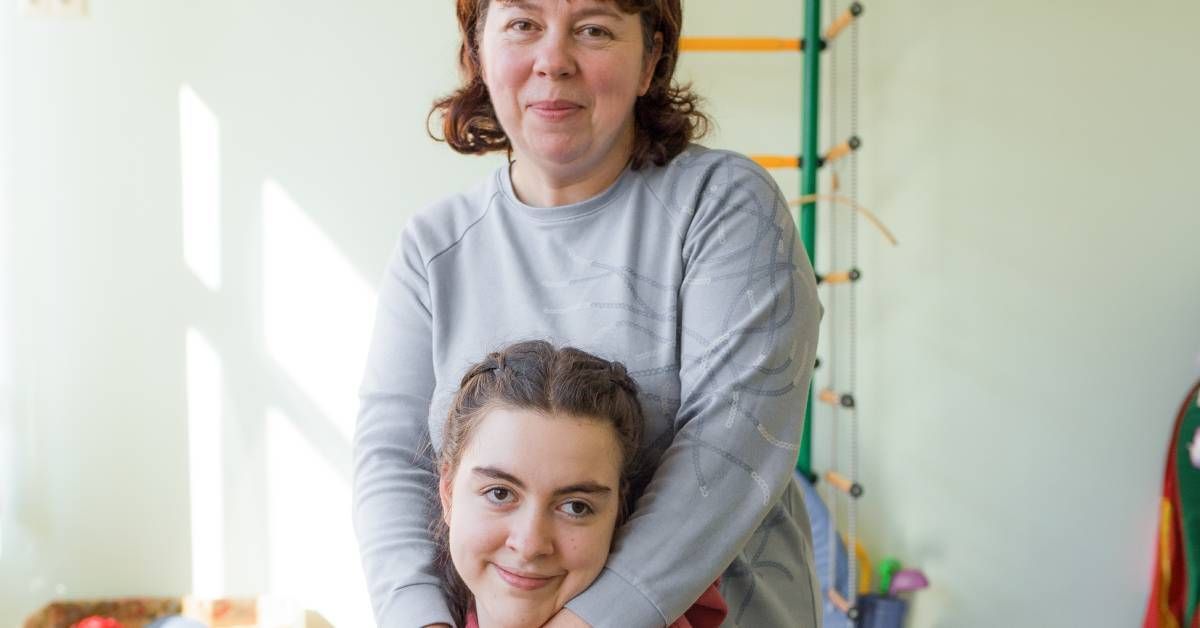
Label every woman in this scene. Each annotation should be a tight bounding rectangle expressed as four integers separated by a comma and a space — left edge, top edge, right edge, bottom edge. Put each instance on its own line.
353, 0, 823, 626
434, 340, 725, 627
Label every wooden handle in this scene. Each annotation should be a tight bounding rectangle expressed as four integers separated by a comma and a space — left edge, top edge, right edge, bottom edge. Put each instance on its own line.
823, 3, 863, 41
821, 269, 861, 285
681, 37, 802, 52
828, 588, 851, 613
823, 139, 856, 165
825, 471, 864, 498
818, 388, 856, 408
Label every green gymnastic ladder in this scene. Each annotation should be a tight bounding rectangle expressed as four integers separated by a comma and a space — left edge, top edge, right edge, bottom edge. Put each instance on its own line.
680, 0, 874, 619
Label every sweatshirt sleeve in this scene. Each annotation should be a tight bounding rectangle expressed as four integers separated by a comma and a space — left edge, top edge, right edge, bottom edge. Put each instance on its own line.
353, 222, 455, 628
565, 157, 822, 626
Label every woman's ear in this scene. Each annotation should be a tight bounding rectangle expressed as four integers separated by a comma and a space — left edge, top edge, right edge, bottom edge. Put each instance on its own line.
438, 463, 454, 525
639, 32, 664, 97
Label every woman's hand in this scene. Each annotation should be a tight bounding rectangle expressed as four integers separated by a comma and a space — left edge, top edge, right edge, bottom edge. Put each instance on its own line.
540, 609, 591, 628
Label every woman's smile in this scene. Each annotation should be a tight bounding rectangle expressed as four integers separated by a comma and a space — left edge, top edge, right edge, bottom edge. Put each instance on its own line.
528, 99, 584, 122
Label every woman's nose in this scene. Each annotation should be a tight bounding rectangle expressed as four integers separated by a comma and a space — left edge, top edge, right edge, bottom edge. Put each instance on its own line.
506, 510, 555, 560
533, 32, 576, 79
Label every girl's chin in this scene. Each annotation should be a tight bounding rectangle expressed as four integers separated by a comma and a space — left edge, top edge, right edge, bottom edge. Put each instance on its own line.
476, 599, 558, 628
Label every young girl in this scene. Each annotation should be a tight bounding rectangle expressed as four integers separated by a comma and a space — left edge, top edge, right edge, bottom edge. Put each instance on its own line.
433, 341, 725, 628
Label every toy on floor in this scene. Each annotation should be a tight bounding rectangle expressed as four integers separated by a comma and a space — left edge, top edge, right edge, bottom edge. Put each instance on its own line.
877, 557, 901, 595
888, 569, 930, 596
799, 474, 930, 628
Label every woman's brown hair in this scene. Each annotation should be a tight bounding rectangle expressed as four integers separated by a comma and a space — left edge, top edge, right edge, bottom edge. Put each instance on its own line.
428, 0, 710, 170
432, 340, 646, 624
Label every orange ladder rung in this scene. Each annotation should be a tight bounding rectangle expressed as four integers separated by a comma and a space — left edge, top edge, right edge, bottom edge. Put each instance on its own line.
750, 137, 860, 171
824, 471, 864, 498
823, 136, 861, 167
680, 37, 803, 52
750, 154, 800, 169
818, 388, 856, 408
819, 268, 862, 285
824, 2, 865, 42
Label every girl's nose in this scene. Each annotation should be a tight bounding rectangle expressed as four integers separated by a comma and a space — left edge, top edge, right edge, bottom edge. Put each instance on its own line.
533, 31, 577, 79
506, 510, 555, 560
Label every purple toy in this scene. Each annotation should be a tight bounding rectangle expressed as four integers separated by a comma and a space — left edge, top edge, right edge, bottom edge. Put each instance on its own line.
888, 569, 930, 596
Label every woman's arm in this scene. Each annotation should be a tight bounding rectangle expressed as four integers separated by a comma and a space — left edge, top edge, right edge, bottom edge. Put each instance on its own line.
354, 225, 454, 627
563, 156, 822, 626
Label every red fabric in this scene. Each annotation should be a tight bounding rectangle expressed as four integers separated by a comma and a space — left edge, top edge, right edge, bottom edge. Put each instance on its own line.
463, 581, 726, 628
73, 618, 123, 628
668, 581, 727, 628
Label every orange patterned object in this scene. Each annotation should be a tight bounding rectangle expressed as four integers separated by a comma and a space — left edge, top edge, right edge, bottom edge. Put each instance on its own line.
25, 599, 180, 628
25, 597, 330, 628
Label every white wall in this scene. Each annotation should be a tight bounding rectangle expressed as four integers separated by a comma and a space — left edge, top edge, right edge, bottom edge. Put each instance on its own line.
2, 1, 1198, 627
0, 2, 494, 625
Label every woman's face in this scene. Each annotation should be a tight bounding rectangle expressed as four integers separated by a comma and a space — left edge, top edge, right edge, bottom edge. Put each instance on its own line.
440, 406, 623, 627
478, 0, 660, 177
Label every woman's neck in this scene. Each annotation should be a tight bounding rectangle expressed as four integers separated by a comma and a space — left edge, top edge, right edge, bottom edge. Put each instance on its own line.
509, 127, 635, 208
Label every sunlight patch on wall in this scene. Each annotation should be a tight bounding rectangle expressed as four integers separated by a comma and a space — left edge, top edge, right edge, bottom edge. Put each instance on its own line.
261, 180, 375, 440
186, 327, 225, 596
179, 85, 222, 292
266, 407, 372, 627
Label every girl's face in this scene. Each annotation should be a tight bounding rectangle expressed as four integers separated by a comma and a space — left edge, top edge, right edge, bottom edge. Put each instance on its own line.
440, 406, 623, 627
478, 0, 660, 179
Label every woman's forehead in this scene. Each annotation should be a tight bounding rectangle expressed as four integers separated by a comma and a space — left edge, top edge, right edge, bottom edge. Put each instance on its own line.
492, 0, 632, 16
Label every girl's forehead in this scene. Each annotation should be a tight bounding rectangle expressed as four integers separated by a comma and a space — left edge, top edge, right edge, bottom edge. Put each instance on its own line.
459, 407, 622, 484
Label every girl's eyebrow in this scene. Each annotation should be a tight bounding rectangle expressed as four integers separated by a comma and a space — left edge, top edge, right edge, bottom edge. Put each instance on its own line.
471, 465, 614, 497
553, 481, 612, 497
472, 465, 526, 487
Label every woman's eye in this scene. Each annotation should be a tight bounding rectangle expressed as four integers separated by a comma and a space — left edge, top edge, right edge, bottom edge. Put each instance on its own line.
509, 19, 537, 32
485, 487, 514, 504
559, 500, 594, 518
579, 25, 612, 39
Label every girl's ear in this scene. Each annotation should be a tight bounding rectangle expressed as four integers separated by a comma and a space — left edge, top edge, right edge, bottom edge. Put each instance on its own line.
438, 463, 454, 525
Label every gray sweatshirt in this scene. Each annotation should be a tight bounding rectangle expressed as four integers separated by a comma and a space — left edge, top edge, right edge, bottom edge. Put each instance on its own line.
354, 145, 823, 627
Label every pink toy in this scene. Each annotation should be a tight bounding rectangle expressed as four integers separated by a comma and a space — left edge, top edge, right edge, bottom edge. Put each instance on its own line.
888, 569, 930, 596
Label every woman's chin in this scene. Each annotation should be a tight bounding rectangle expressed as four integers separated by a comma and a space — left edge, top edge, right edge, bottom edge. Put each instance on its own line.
521, 136, 593, 168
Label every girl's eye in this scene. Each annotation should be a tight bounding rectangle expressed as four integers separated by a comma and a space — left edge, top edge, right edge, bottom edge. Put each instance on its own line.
485, 487, 514, 504
559, 500, 594, 518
